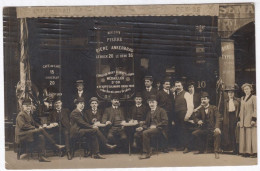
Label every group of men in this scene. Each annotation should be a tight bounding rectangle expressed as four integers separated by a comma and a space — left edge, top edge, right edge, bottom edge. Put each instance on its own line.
15, 77, 222, 162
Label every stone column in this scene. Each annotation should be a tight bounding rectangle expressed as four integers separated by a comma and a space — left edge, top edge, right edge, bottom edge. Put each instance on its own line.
219, 39, 235, 88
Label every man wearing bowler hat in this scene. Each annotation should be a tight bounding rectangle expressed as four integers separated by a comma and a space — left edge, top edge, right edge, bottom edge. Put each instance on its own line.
48, 97, 72, 160
15, 98, 65, 162
191, 92, 222, 159
137, 95, 168, 159
102, 94, 128, 151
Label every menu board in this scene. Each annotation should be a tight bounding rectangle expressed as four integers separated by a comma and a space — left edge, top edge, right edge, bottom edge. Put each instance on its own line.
95, 25, 135, 100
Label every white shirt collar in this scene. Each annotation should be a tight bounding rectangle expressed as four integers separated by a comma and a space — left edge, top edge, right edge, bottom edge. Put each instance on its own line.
136, 104, 142, 107
146, 86, 152, 92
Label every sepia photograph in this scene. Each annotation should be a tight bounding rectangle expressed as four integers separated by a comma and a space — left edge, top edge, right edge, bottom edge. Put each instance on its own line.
2, 0, 258, 170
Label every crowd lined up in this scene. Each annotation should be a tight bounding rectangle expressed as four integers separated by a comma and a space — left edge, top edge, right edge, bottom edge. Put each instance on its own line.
15, 76, 257, 162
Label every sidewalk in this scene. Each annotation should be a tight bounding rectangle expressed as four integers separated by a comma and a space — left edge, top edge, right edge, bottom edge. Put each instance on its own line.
5, 150, 257, 169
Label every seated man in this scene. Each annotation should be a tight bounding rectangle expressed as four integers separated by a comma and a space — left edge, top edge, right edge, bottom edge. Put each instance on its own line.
137, 95, 168, 159
48, 97, 72, 160
15, 98, 65, 162
70, 97, 114, 159
102, 94, 128, 151
85, 97, 116, 153
128, 92, 148, 150
192, 92, 222, 159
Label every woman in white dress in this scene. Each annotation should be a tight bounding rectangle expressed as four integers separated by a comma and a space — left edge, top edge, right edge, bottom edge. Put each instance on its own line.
237, 83, 257, 158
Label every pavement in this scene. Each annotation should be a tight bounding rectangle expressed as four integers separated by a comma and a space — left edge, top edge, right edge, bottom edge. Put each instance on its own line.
5, 150, 257, 170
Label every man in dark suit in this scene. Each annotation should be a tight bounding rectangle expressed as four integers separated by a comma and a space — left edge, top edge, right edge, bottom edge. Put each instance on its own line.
48, 97, 71, 160
73, 80, 90, 107
128, 92, 148, 150
85, 97, 116, 153
142, 76, 157, 105
137, 95, 168, 159
192, 92, 222, 159
15, 98, 65, 162
85, 97, 102, 124
156, 78, 174, 152
70, 97, 112, 159
102, 94, 127, 150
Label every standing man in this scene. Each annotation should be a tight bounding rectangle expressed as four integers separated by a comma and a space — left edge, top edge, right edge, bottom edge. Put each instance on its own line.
192, 92, 222, 159
174, 81, 194, 152
48, 97, 72, 160
70, 97, 110, 159
137, 95, 168, 159
156, 78, 174, 151
142, 76, 157, 104
15, 98, 65, 162
73, 80, 89, 106
102, 94, 128, 151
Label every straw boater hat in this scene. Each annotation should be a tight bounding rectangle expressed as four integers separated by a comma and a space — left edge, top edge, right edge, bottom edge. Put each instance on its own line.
241, 83, 253, 90
74, 97, 85, 104
76, 80, 84, 85
89, 97, 99, 104
144, 76, 153, 81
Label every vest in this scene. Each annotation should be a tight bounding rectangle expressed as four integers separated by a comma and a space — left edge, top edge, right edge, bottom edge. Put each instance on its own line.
175, 90, 187, 112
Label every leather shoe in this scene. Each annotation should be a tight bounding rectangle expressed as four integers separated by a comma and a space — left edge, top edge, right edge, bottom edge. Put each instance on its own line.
84, 151, 91, 158
93, 153, 105, 159
139, 153, 151, 160
215, 152, 220, 159
55, 144, 65, 150
67, 151, 72, 160
106, 143, 117, 149
193, 151, 204, 155
39, 155, 51, 162
183, 148, 190, 154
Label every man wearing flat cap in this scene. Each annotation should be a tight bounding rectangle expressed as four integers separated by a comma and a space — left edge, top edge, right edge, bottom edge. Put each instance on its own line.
191, 92, 222, 159
128, 92, 148, 150
137, 95, 168, 159
102, 94, 128, 151
48, 97, 72, 160
15, 98, 65, 162
85, 97, 116, 152
142, 76, 158, 105
70, 97, 110, 159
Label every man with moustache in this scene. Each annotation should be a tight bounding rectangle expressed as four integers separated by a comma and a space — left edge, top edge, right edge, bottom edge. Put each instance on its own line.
192, 92, 222, 159
70, 97, 110, 159
174, 81, 194, 152
15, 98, 65, 162
102, 94, 128, 151
142, 76, 157, 104
156, 78, 175, 152
48, 97, 72, 160
137, 95, 168, 159
73, 80, 89, 106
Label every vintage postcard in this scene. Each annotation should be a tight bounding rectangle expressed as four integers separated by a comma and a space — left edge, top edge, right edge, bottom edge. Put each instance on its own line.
3, 2, 258, 170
